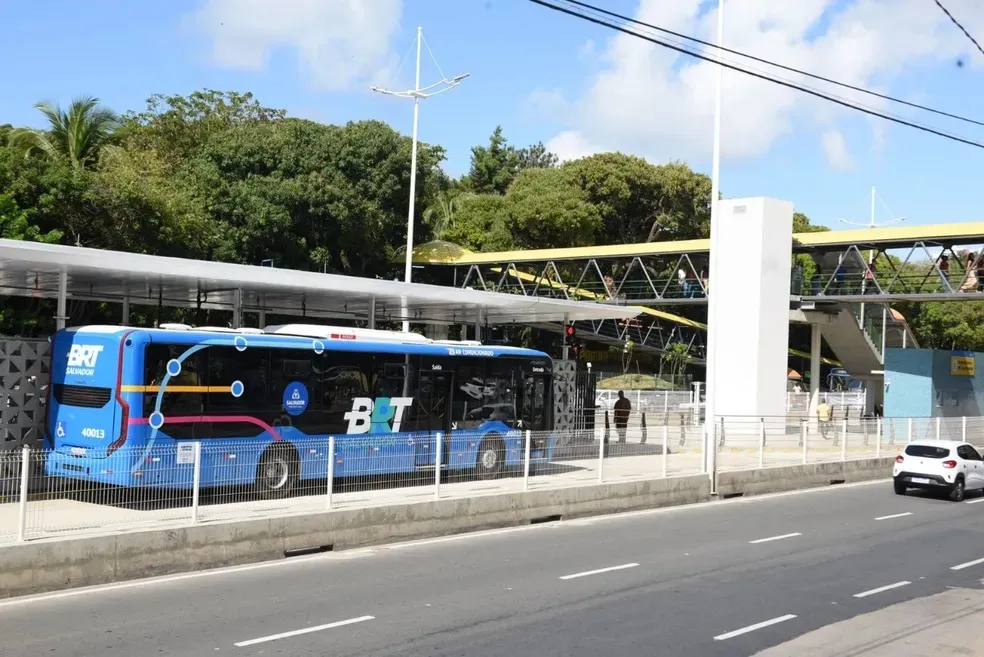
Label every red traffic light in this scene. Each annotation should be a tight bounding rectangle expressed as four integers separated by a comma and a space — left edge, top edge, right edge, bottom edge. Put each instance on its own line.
565, 325, 575, 336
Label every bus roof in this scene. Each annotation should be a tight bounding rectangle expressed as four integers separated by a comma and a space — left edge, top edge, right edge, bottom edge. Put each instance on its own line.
61, 324, 551, 359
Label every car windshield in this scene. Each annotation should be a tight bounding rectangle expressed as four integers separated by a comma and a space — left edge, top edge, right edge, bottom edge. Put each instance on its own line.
904, 444, 950, 458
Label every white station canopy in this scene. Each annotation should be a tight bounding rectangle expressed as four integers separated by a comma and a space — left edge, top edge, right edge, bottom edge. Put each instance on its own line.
0, 239, 643, 325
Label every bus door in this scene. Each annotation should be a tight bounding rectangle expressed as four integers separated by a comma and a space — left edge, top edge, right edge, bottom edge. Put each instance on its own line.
416, 369, 453, 468
521, 371, 550, 433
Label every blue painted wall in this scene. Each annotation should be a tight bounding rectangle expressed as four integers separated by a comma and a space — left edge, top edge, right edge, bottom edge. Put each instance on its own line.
884, 348, 983, 418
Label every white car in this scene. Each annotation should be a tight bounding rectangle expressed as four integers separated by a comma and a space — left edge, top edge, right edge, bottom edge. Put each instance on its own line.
893, 439, 984, 502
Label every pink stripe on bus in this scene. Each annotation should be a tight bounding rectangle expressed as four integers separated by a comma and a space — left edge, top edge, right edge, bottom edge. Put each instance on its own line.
130, 415, 283, 441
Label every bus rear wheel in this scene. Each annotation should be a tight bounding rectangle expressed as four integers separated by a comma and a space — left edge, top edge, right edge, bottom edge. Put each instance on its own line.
255, 445, 299, 499
476, 435, 505, 480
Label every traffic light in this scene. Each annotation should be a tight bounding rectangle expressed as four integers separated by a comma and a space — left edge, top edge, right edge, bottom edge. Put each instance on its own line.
564, 323, 577, 346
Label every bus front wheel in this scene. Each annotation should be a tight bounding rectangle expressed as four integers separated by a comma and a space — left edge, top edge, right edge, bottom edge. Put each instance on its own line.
476, 435, 505, 480
255, 445, 299, 498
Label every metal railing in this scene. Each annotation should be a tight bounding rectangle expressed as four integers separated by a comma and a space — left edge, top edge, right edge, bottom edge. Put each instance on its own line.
0, 415, 973, 545
714, 415, 984, 472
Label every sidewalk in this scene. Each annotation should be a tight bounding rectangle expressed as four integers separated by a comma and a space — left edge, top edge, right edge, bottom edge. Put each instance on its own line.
753, 586, 984, 656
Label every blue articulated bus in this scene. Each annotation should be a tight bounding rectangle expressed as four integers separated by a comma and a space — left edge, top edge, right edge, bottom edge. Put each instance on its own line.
45, 324, 554, 496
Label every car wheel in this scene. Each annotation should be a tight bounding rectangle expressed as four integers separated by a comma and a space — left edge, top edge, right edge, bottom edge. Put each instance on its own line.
893, 480, 906, 496
950, 477, 965, 502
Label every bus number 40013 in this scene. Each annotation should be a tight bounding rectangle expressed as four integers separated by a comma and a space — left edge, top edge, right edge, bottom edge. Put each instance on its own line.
81, 427, 106, 439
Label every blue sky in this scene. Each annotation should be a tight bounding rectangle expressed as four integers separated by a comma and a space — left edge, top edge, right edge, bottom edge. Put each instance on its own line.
2, 0, 983, 235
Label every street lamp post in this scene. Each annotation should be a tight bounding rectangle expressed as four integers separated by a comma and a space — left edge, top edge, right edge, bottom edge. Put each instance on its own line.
371, 26, 469, 332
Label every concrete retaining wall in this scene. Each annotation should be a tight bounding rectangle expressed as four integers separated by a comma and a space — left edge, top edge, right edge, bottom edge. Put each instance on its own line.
716, 457, 894, 498
0, 474, 710, 599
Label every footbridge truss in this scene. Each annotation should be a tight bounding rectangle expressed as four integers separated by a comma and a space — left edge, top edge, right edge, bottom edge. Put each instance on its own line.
414, 220, 980, 363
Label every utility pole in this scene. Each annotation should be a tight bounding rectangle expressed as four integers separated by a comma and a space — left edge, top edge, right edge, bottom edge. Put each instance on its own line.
370, 26, 469, 332
704, 0, 725, 480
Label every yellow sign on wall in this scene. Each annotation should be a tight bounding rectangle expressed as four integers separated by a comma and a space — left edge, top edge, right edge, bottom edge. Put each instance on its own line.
951, 353, 976, 376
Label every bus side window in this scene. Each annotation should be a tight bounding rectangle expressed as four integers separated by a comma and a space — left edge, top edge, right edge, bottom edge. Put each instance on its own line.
453, 360, 485, 428
372, 355, 418, 430
143, 343, 204, 439
483, 360, 517, 427
319, 351, 371, 433
206, 347, 270, 415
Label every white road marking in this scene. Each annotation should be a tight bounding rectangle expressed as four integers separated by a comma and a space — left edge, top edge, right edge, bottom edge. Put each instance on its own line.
234, 615, 374, 647
964, 498, 984, 504
0, 479, 890, 609
951, 557, 984, 571
749, 532, 802, 544
874, 512, 913, 520
853, 581, 910, 598
559, 563, 639, 580
713, 614, 798, 641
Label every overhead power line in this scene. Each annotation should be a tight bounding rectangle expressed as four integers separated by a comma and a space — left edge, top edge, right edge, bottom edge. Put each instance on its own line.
563, 0, 984, 129
528, 0, 984, 150
933, 0, 984, 59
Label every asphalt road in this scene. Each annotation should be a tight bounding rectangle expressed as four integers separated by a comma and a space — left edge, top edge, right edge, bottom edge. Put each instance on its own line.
4, 480, 984, 657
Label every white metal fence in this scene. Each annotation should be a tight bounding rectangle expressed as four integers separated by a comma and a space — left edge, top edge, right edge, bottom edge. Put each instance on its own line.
0, 415, 970, 546
784, 391, 867, 416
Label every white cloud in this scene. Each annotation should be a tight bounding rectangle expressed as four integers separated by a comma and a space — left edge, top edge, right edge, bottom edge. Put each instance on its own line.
820, 129, 853, 170
546, 0, 984, 167
186, 0, 403, 91
524, 88, 570, 120
547, 130, 600, 162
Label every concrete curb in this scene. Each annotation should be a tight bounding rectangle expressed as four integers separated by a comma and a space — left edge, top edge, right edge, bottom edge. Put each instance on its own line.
716, 457, 895, 498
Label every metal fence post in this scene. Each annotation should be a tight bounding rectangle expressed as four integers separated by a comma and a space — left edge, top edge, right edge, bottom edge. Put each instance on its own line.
662, 422, 669, 478
962, 416, 967, 443
326, 436, 335, 511
840, 419, 847, 461
907, 417, 913, 443
801, 420, 808, 465
876, 418, 882, 458
523, 430, 532, 491
16, 445, 29, 542
191, 441, 202, 525
936, 416, 941, 441
434, 432, 442, 499
759, 418, 765, 468
598, 428, 605, 483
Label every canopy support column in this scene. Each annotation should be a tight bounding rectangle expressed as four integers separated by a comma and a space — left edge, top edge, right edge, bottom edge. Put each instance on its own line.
368, 297, 376, 330
56, 271, 68, 330
232, 289, 242, 329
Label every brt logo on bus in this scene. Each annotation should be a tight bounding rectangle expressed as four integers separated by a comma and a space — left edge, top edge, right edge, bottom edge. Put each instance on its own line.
344, 397, 413, 434
66, 345, 104, 376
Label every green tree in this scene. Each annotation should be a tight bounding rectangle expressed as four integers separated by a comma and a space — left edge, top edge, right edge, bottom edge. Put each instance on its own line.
0, 193, 62, 242
423, 187, 476, 241
8, 96, 118, 170
907, 301, 984, 351
660, 342, 693, 382
466, 126, 521, 195
443, 194, 514, 252
505, 168, 601, 248
517, 141, 558, 170
180, 118, 445, 275
118, 89, 287, 168
563, 154, 712, 244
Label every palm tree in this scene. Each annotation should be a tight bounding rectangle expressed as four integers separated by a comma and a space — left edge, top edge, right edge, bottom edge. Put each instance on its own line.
423, 188, 473, 240
8, 96, 118, 170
